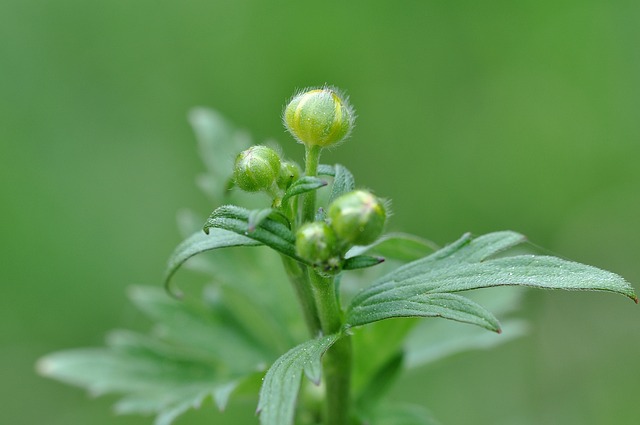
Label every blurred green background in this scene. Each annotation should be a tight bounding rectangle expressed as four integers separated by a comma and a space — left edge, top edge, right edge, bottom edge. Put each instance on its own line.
2, 0, 639, 424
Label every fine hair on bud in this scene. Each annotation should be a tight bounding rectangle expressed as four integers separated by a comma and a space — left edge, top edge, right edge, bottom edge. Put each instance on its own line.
295, 221, 338, 266
328, 190, 387, 246
283, 85, 356, 148
233, 145, 281, 192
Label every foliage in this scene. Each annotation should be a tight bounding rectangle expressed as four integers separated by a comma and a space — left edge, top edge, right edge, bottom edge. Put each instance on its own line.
38, 94, 636, 425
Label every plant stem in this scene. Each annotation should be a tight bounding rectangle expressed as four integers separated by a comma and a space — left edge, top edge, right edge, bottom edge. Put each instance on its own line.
301, 144, 322, 223
280, 256, 321, 336
309, 270, 352, 425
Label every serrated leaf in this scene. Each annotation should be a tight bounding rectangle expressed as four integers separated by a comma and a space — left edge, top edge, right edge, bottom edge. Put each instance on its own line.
347, 232, 438, 262
129, 286, 273, 370
328, 163, 355, 204
257, 334, 340, 425
281, 176, 327, 205
347, 231, 637, 332
164, 228, 261, 297
343, 255, 385, 271
204, 205, 304, 262
37, 330, 248, 425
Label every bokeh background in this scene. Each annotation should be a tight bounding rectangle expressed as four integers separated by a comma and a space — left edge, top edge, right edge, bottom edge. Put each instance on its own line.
2, 1, 639, 424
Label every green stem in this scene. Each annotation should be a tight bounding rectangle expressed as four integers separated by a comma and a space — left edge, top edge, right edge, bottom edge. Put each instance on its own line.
309, 270, 352, 425
280, 256, 321, 336
301, 144, 322, 223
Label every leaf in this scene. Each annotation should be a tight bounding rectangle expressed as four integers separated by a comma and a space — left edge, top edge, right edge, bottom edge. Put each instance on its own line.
347, 232, 438, 262
343, 255, 385, 271
347, 292, 501, 332
404, 287, 529, 368
317, 164, 336, 176
328, 163, 355, 204
248, 208, 276, 232
405, 318, 528, 369
38, 286, 275, 425
37, 330, 249, 425
188, 108, 252, 201
204, 205, 303, 262
129, 286, 274, 370
347, 231, 637, 332
257, 334, 340, 425
164, 228, 261, 297
281, 176, 327, 205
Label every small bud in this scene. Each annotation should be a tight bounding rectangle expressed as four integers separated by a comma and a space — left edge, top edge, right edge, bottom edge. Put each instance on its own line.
277, 160, 301, 190
233, 146, 281, 192
328, 190, 386, 246
295, 222, 337, 266
283, 87, 355, 147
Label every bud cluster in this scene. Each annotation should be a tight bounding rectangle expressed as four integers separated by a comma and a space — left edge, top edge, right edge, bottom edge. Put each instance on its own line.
294, 190, 387, 272
233, 145, 301, 196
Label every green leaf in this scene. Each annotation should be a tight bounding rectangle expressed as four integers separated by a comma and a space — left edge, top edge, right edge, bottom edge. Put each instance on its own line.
404, 287, 528, 368
317, 164, 336, 176
164, 228, 261, 297
343, 255, 385, 271
38, 286, 275, 425
257, 334, 340, 425
248, 208, 276, 232
347, 232, 438, 262
281, 176, 327, 205
37, 330, 250, 425
347, 231, 637, 332
328, 163, 355, 204
204, 205, 303, 262
188, 108, 252, 202
347, 292, 501, 332
129, 286, 274, 370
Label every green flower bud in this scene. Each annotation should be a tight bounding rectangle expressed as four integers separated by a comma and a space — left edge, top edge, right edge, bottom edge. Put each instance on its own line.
277, 160, 301, 190
328, 190, 387, 246
283, 87, 355, 147
233, 146, 281, 192
295, 221, 337, 266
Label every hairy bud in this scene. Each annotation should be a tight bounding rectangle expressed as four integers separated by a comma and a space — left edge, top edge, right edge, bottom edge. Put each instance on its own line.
328, 190, 386, 246
283, 87, 355, 147
295, 221, 337, 266
233, 146, 281, 192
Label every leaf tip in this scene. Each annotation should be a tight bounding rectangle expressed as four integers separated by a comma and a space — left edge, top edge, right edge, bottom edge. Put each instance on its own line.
633, 295, 639, 304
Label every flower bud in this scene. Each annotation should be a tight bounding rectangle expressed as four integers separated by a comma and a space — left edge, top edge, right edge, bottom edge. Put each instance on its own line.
283, 87, 355, 147
277, 160, 301, 190
233, 146, 281, 192
328, 190, 386, 246
295, 222, 337, 266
